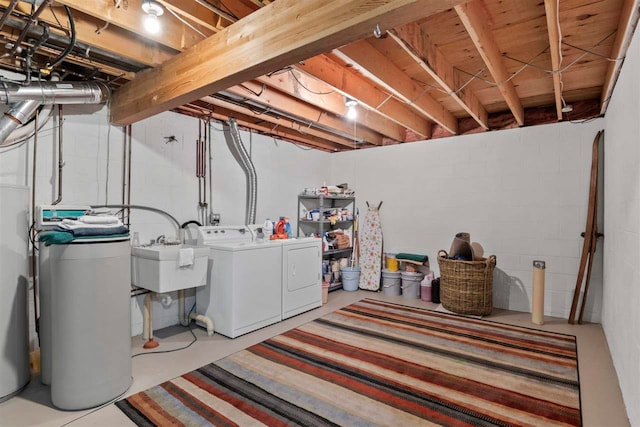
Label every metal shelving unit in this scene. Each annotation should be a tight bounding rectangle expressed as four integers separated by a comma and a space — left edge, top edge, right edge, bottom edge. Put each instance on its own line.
297, 194, 355, 291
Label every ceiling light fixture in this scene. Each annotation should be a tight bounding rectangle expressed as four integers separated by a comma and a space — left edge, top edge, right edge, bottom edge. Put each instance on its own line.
345, 97, 358, 120
141, 0, 164, 35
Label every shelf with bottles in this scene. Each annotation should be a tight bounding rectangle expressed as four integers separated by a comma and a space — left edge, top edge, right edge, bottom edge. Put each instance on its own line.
297, 194, 355, 241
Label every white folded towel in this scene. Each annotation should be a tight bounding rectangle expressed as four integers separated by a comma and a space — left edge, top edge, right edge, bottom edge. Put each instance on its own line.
179, 248, 195, 267
60, 218, 124, 230
78, 215, 120, 225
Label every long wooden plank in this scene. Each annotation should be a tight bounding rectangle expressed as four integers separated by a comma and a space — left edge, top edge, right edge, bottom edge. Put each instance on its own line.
599, 0, 640, 114
543, 0, 564, 121
455, 0, 525, 126
336, 39, 458, 134
388, 23, 489, 130
110, 0, 464, 126
298, 54, 432, 138
569, 130, 602, 324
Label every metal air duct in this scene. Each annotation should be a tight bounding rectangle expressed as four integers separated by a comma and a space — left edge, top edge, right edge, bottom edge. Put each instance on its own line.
224, 118, 257, 225
0, 80, 110, 147
0, 80, 110, 105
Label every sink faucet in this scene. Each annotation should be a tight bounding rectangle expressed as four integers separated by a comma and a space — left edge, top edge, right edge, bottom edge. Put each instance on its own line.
156, 234, 166, 244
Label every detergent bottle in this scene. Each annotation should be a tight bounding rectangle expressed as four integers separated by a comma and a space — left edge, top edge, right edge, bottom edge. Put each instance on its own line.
263, 218, 273, 239
284, 217, 292, 238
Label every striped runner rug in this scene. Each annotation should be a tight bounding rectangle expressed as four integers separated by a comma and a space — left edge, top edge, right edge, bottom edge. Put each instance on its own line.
116, 298, 581, 426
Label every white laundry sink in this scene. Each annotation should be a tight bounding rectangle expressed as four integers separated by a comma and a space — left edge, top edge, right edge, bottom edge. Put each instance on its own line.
131, 244, 209, 293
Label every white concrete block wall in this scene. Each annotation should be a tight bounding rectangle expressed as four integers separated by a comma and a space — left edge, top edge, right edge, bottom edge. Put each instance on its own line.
330, 119, 604, 321
602, 20, 640, 426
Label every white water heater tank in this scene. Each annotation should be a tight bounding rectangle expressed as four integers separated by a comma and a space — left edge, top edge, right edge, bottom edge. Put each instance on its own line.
0, 184, 30, 402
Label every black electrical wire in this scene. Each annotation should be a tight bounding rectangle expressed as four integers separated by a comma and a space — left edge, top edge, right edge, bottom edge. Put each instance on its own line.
46, 6, 75, 70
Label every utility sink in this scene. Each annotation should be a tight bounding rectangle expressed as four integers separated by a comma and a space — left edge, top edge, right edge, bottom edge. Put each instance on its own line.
131, 244, 209, 293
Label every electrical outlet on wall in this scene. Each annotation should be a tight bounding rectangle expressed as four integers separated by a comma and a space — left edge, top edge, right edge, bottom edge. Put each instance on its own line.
210, 213, 220, 225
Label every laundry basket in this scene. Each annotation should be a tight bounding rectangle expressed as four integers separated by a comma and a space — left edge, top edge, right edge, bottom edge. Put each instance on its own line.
437, 250, 496, 316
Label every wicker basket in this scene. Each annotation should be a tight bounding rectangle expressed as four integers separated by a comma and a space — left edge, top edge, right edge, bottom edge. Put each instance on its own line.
437, 250, 496, 316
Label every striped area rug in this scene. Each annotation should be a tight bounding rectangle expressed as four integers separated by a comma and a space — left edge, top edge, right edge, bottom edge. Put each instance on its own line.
116, 299, 581, 426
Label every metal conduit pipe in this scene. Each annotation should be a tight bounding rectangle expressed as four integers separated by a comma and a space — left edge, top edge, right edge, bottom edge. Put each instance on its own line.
225, 118, 257, 225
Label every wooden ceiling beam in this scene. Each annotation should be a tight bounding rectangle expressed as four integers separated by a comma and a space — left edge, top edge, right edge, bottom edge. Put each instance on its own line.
32, 6, 175, 67
298, 54, 432, 138
201, 95, 360, 149
600, 0, 640, 114
224, 81, 384, 145
455, 0, 525, 126
54, 0, 206, 51
256, 71, 406, 141
543, 0, 564, 121
156, 0, 225, 33
186, 100, 340, 152
336, 39, 458, 134
388, 23, 489, 129
110, 0, 464, 126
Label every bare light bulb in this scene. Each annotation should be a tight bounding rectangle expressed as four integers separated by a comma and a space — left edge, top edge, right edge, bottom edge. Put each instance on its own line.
346, 105, 357, 120
143, 13, 161, 34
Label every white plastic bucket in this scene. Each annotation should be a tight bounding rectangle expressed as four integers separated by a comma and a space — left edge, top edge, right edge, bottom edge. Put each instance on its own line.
381, 269, 401, 296
341, 267, 360, 291
401, 271, 424, 299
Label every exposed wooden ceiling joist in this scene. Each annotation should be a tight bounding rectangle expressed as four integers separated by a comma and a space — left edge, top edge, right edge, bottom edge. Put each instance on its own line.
298, 55, 432, 138
224, 81, 384, 145
54, 0, 205, 51
388, 23, 489, 130
543, 0, 564, 121
109, 0, 465, 126
455, 0, 525, 126
201, 95, 361, 149
336, 39, 459, 134
33, 5, 173, 68
600, 0, 640, 114
256, 72, 406, 141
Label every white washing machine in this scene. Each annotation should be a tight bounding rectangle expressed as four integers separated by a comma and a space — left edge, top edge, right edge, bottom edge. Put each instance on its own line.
281, 238, 322, 319
196, 226, 283, 338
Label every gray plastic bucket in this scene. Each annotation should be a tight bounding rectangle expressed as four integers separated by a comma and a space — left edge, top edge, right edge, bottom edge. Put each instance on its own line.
381, 269, 401, 296
401, 271, 424, 299
341, 267, 360, 291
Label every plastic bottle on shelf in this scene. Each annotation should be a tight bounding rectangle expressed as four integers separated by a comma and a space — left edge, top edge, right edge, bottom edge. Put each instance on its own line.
263, 218, 273, 239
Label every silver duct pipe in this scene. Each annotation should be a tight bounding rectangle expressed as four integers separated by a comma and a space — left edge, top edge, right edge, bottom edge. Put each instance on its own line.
0, 104, 52, 148
0, 80, 110, 105
225, 118, 257, 225
0, 100, 40, 146
0, 79, 110, 147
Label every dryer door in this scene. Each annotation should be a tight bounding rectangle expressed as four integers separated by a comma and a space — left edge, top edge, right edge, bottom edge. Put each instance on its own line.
282, 241, 321, 319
